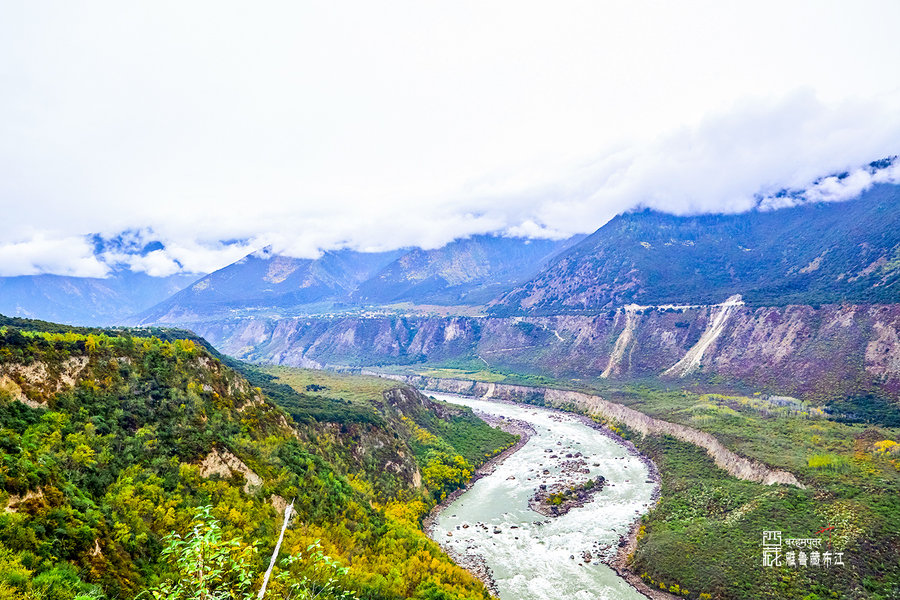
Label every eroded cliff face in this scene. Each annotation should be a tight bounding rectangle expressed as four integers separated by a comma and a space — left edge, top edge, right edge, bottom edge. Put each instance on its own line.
391, 376, 803, 488
0, 356, 89, 408
184, 302, 900, 404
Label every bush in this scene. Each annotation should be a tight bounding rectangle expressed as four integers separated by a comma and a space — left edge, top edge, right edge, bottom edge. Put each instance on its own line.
808, 454, 851, 473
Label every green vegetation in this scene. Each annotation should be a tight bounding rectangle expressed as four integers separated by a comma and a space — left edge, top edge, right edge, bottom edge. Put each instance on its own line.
543, 478, 600, 507
258, 367, 397, 405
631, 435, 826, 600
618, 400, 899, 599
419, 368, 508, 383
399, 365, 900, 600
145, 505, 358, 600
260, 366, 516, 494
826, 393, 900, 428
245, 367, 386, 426
807, 454, 852, 473
0, 318, 515, 600
577, 385, 899, 599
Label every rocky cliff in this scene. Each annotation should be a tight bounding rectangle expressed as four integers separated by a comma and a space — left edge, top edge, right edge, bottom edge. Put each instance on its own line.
182, 300, 900, 407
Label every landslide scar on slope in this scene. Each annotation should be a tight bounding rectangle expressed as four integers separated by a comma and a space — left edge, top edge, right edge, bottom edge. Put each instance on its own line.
601, 306, 641, 378
664, 294, 744, 377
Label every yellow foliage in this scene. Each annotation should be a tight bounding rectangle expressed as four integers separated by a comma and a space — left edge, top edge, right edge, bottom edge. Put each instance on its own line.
401, 416, 439, 445
874, 439, 898, 456
422, 452, 472, 495
382, 499, 430, 524
347, 474, 374, 496
175, 339, 197, 355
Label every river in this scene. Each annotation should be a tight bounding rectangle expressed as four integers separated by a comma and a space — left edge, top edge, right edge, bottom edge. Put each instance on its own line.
429, 393, 656, 600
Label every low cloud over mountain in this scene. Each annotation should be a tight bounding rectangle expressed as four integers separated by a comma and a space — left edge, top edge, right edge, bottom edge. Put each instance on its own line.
3, 4, 900, 278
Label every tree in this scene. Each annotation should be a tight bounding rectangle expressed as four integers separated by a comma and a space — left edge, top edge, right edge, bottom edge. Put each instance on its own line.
141, 506, 358, 600
141, 506, 257, 600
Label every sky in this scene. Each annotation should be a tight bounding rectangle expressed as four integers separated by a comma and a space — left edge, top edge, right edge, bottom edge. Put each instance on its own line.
2, 1, 900, 277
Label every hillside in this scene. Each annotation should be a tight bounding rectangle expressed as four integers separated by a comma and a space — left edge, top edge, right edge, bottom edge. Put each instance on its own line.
351, 234, 583, 306
0, 315, 514, 599
135, 247, 406, 323
136, 235, 581, 324
491, 183, 900, 315
178, 302, 900, 419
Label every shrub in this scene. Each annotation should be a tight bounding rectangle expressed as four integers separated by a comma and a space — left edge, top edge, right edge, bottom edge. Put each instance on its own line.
807, 453, 851, 473
874, 440, 898, 456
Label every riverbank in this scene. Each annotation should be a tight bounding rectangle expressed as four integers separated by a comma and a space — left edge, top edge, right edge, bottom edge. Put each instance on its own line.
423, 410, 535, 596
427, 391, 669, 600
389, 376, 897, 600
565, 417, 678, 600
569, 416, 677, 600
392, 375, 802, 487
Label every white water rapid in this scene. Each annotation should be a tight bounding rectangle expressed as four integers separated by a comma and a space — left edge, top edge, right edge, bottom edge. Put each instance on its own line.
430, 394, 656, 600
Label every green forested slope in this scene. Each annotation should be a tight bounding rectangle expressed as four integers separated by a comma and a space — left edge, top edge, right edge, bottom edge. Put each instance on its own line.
0, 316, 515, 599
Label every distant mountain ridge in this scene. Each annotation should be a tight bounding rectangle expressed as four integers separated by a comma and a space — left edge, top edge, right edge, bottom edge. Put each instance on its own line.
490, 183, 900, 315
139, 247, 406, 321
0, 270, 199, 326
351, 234, 585, 306
136, 234, 583, 323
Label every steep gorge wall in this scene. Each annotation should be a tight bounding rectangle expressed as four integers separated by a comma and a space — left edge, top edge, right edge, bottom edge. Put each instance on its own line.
185, 302, 900, 404
390, 375, 802, 487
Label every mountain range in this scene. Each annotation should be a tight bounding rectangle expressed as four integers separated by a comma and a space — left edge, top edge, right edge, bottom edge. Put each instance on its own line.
134, 234, 583, 324
137, 181, 899, 326
6, 178, 900, 332
118, 180, 900, 416
491, 183, 900, 314
0, 270, 198, 326
135, 247, 406, 323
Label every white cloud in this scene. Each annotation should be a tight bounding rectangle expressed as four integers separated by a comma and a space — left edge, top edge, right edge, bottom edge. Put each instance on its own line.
0, 236, 108, 277
160, 241, 258, 275
504, 220, 568, 240
101, 237, 258, 276
460, 91, 900, 236
1, 2, 900, 276
133, 251, 180, 277
758, 158, 900, 210
800, 162, 900, 204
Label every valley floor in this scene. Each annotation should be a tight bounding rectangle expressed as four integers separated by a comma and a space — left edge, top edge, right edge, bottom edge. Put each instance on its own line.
427, 393, 657, 600
382, 370, 900, 600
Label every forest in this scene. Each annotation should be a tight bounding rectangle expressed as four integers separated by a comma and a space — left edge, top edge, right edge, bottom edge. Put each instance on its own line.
0, 317, 515, 599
